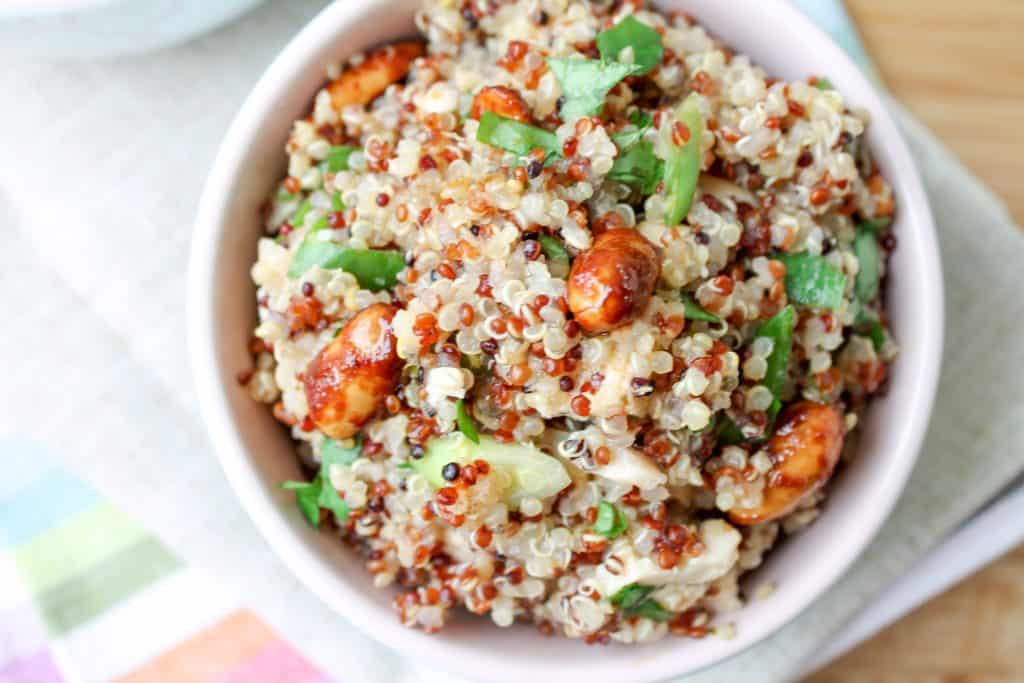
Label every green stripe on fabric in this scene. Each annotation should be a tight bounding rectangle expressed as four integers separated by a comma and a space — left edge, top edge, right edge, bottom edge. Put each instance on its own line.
35, 535, 182, 636
13, 502, 149, 596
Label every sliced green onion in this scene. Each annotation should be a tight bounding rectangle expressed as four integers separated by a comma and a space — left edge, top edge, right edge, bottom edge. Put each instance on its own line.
321, 436, 362, 467
596, 16, 665, 75
854, 231, 881, 302
547, 57, 642, 119
592, 502, 629, 539
291, 199, 313, 228
476, 112, 559, 158
681, 293, 720, 323
538, 234, 570, 264
663, 94, 705, 226
289, 240, 405, 290
455, 398, 480, 444
776, 252, 848, 310
331, 193, 345, 212
327, 145, 359, 173
756, 305, 796, 420
815, 77, 834, 91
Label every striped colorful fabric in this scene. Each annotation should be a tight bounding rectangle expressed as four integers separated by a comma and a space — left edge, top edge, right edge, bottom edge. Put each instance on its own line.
0, 440, 326, 683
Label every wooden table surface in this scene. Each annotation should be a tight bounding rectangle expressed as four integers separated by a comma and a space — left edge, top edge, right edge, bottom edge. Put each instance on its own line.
808, 1, 1024, 681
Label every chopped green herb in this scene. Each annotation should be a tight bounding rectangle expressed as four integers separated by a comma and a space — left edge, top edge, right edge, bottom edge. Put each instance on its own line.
476, 112, 559, 158
592, 502, 629, 539
857, 216, 892, 234
596, 16, 665, 75
277, 189, 296, 202
281, 435, 363, 527
610, 583, 673, 622
716, 415, 747, 445
547, 57, 642, 119
288, 238, 405, 290
611, 123, 650, 150
326, 145, 359, 173
455, 398, 481, 444
608, 140, 663, 194
776, 252, 847, 310
291, 200, 313, 228
396, 462, 415, 470
864, 319, 887, 351
815, 77, 834, 91
756, 305, 796, 419
281, 478, 323, 526
538, 234, 570, 264
331, 193, 345, 212
663, 94, 705, 226
681, 293, 720, 323
853, 231, 881, 302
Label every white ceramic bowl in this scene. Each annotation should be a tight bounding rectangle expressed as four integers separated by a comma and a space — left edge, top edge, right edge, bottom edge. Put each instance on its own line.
188, 1, 943, 680
0, 0, 264, 59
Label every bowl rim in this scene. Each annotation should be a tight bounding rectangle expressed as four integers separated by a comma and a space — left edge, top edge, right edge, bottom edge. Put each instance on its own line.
187, 1, 944, 680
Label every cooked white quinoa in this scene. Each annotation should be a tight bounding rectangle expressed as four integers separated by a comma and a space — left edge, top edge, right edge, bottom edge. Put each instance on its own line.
244, 0, 897, 644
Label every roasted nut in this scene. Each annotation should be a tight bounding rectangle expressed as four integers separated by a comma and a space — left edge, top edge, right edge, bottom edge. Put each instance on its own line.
304, 303, 403, 439
567, 229, 660, 334
729, 401, 844, 526
470, 86, 532, 123
327, 41, 425, 110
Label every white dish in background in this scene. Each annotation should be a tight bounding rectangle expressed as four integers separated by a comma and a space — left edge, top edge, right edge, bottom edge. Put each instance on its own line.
0, 0, 264, 59
187, 1, 944, 680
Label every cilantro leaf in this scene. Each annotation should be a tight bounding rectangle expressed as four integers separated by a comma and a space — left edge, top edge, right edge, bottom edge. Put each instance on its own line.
547, 57, 642, 119
592, 501, 629, 539
282, 436, 362, 527
608, 140, 663, 194
610, 582, 673, 621
596, 16, 664, 74
775, 252, 848, 310
282, 478, 323, 526
476, 112, 559, 158
681, 293, 720, 323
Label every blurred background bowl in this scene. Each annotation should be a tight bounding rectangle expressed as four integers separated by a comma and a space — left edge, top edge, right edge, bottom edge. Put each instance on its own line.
0, 0, 266, 59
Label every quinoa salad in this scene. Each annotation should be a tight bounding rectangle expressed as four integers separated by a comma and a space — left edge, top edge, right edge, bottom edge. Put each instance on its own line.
242, 0, 897, 644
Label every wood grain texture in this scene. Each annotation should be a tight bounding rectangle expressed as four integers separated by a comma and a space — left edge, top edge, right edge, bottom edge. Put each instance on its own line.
808, 1, 1024, 680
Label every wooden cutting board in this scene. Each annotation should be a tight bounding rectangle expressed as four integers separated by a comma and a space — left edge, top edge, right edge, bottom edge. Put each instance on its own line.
808, 1, 1024, 680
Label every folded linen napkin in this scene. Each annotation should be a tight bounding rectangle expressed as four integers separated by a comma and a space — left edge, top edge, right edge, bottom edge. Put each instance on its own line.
0, 2, 1021, 681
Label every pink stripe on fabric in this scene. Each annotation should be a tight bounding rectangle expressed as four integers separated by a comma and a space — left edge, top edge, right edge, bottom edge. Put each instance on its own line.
0, 649, 64, 683
212, 640, 321, 683
0, 601, 49, 668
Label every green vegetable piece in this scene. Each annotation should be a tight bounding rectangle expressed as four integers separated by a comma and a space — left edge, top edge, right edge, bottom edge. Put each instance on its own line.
539, 234, 570, 264
611, 583, 655, 610
593, 502, 629, 539
281, 435, 362, 527
610, 583, 673, 622
291, 200, 313, 228
716, 416, 747, 445
663, 94, 705, 226
281, 478, 323, 526
455, 398, 481, 444
277, 189, 296, 202
611, 124, 649, 151
596, 16, 665, 74
858, 216, 892, 234
327, 145, 359, 172
815, 77, 834, 91
331, 193, 345, 212
865, 320, 887, 351
412, 433, 571, 507
756, 305, 796, 419
321, 436, 362, 467
288, 240, 405, 290
396, 462, 415, 470
608, 140, 663, 194
476, 112, 559, 158
547, 57, 642, 119
854, 230, 882, 302
681, 293, 720, 323
776, 252, 847, 310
